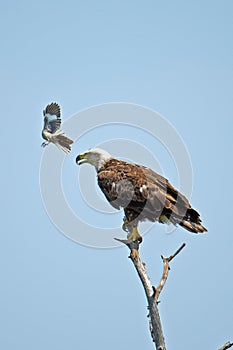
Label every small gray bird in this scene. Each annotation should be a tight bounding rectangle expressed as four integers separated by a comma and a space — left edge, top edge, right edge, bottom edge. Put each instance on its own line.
41, 102, 73, 153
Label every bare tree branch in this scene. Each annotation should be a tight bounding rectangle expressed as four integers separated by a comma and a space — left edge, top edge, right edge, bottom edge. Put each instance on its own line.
218, 341, 233, 350
115, 238, 186, 350
154, 243, 186, 301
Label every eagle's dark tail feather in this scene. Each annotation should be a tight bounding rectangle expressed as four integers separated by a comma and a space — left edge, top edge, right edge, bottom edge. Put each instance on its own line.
55, 133, 74, 153
179, 208, 207, 233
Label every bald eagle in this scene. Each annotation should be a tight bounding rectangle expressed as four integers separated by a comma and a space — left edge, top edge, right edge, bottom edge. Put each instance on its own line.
76, 148, 207, 242
41, 102, 73, 153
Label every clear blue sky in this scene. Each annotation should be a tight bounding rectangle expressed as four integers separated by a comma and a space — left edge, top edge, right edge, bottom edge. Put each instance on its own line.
1, 1, 232, 349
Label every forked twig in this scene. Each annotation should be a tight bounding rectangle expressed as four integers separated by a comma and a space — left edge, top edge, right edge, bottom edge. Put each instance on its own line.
115, 238, 232, 350
115, 238, 186, 350
154, 243, 186, 301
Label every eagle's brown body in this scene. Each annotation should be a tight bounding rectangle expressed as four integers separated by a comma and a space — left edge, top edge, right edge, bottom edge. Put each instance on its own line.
97, 158, 207, 233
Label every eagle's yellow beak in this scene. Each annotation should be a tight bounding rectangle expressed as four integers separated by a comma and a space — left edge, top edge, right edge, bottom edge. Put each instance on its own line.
76, 153, 87, 165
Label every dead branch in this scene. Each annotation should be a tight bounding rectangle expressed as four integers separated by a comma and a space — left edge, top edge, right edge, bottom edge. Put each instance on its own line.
154, 243, 186, 301
218, 341, 233, 350
115, 238, 185, 350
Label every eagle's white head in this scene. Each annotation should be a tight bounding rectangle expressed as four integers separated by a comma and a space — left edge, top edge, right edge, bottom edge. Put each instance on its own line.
76, 148, 112, 171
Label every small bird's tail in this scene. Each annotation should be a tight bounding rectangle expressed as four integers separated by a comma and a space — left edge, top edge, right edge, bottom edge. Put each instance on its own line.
53, 131, 73, 153
179, 208, 207, 233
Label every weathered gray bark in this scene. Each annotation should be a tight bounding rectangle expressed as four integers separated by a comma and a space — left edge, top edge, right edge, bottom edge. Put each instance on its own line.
128, 245, 166, 349
115, 238, 232, 350
115, 239, 185, 350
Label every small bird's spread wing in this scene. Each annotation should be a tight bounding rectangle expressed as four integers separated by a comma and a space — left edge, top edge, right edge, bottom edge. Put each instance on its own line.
43, 102, 61, 133
41, 102, 73, 153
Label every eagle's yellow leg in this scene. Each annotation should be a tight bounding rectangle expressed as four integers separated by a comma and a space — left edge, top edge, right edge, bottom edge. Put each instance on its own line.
127, 227, 142, 243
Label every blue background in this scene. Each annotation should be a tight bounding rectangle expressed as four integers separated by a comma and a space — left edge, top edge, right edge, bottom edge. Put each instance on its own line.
1, 1, 232, 349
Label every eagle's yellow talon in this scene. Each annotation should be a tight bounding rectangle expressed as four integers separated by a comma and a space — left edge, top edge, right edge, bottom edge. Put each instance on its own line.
127, 227, 142, 243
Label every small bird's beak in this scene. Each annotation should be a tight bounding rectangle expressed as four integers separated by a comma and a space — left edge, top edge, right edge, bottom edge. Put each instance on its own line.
76, 153, 87, 165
